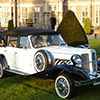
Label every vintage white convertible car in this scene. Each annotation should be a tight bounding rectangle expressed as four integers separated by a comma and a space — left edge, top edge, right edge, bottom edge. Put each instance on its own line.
0, 28, 100, 99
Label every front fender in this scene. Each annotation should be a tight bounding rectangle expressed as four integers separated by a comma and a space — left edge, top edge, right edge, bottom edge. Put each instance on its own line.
52, 64, 90, 80
29, 64, 90, 80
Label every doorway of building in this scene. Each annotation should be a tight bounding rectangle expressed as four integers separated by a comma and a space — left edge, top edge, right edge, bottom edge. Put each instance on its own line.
50, 17, 56, 30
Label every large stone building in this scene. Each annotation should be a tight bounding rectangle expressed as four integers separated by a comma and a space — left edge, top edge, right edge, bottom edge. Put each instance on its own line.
0, 0, 100, 30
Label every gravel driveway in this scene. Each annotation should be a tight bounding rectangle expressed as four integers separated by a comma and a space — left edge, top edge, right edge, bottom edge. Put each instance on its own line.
87, 34, 100, 40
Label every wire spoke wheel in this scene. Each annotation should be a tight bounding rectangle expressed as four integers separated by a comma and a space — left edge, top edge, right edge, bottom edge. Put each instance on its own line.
55, 73, 75, 99
33, 50, 54, 72
35, 53, 45, 71
0, 62, 3, 78
57, 77, 69, 97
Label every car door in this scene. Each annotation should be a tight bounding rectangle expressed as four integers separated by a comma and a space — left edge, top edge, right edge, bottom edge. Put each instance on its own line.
14, 36, 35, 73
3, 35, 18, 69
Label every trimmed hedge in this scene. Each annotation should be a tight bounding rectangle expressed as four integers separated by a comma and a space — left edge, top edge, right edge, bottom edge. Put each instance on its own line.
84, 18, 91, 35
8, 20, 14, 30
57, 10, 88, 47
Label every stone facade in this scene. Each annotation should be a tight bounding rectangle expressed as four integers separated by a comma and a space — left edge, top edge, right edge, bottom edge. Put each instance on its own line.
0, 0, 100, 30
0, 0, 65, 29
67, 0, 100, 28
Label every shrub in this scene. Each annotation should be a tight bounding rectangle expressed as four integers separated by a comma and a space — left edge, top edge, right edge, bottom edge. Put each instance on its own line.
8, 20, 14, 30
57, 10, 88, 47
84, 18, 91, 35
27, 18, 33, 27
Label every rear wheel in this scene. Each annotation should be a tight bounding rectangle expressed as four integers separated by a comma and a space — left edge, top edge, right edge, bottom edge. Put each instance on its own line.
0, 61, 4, 78
55, 73, 75, 99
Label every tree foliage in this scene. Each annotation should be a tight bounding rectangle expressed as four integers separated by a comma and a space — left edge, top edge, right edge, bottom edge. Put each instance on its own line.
8, 20, 14, 30
57, 10, 88, 47
84, 18, 91, 35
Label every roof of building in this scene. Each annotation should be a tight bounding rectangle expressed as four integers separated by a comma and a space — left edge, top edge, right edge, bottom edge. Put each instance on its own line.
0, 28, 59, 36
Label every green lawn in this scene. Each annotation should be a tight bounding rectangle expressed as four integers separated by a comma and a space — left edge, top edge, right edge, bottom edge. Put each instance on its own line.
89, 39, 100, 55
0, 39, 100, 100
1, 74, 100, 100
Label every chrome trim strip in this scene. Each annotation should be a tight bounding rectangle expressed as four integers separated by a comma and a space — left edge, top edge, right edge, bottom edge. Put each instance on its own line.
75, 79, 95, 87
5, 69, 30, 76
75, 77, 100, 87
78, 60, 97, 65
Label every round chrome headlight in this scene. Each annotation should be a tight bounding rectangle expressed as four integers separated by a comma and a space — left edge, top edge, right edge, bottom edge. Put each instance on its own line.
71, 54, 81, 65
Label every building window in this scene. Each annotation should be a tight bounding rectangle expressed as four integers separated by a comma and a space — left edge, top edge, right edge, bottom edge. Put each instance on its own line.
0, 7, 1, 23
11, 7, 13, 18
95, 5, 100, 26
34, 7, 40, 24
22, 7, 28, 24
82, 6, 89, 23
48, 5, 56, 12
0, 7, 10, 24
52, 5, 56, 11
49, 5, 51, 11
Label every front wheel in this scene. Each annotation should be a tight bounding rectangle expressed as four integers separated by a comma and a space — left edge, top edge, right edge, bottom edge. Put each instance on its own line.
55, 73, 75, 99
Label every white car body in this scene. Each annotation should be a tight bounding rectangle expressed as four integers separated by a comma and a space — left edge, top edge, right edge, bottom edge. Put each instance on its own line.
0, 29, 97, 75
0, 45, 95, 74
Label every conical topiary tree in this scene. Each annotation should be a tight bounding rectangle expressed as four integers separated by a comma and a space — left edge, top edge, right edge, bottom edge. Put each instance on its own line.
84, 18, 91, 35
8, 20, 14, 30
57, 10, 88, 47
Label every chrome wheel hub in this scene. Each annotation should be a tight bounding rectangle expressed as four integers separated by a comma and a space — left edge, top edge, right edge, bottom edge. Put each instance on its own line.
36, 54, 44, 70
57, 78, 68, 96
0, 63, 2, 76
58, 81, 65, 91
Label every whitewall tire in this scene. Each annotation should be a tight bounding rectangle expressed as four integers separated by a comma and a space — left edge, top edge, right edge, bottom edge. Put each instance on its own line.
33, 50, 54, 72
0, 61, 4, 78
55, 73, 75, 99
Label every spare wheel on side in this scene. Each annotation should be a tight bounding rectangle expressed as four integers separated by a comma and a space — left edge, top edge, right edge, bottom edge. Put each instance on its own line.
33, 50, 54, 72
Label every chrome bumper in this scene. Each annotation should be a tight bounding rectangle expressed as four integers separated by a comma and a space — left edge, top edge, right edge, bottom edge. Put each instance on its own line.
75, 77, 100, 87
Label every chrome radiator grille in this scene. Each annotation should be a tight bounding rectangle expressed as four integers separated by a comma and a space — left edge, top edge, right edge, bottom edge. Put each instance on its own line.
92, 52, 96, 71
81, 54, 90, 72
81, 52, 96, 73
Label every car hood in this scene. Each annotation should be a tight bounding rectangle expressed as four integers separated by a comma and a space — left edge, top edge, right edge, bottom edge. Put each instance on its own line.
37, 45, 95, 64
42, 45, 91, 55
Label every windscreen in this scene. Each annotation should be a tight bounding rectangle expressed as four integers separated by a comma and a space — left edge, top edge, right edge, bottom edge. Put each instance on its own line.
31, 34, 67, 48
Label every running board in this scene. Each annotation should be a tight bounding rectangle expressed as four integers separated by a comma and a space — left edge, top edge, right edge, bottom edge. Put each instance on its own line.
93, 81, 100, 86
5, 69, 30, 76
